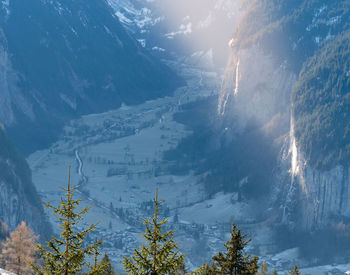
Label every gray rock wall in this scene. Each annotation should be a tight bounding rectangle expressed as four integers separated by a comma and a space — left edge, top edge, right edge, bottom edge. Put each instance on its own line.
219, 43, 350, 230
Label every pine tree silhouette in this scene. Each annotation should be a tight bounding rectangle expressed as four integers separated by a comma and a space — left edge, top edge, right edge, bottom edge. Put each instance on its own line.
32, 166, 103, 275
99, 253, 115, 275
289, 265, 301, 275
212, 222, 258, 275
123, 188, 184, 274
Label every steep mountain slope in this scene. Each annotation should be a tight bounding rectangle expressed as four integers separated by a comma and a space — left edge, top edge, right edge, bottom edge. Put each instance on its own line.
0, 127, 50, 238
217, 0, 350, 231
0, 0, 181, 154
163, 0, 350, 236
292, 31, 350, 170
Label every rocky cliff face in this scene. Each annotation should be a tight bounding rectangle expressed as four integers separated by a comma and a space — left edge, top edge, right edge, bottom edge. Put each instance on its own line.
0, 29, 33, 127
283, 125, 350, 230
218, 0, 350, 230
218, 44, 296, 134
0, 128, 51, 237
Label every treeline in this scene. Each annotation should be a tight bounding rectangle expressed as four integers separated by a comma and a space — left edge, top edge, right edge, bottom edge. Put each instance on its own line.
0, 167, 301, 275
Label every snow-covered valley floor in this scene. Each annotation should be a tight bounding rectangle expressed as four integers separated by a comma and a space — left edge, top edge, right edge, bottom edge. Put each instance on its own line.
27, 64, 350, 274
28, 65, 234, 271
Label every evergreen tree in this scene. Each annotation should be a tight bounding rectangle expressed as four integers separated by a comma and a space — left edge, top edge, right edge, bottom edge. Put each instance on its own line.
257, 262, 268, 275
212, 222, 258, 275
0, 221, 38, 275
32, 166, 102, 275
289, 265, 301, 275
176, 262, 187, 275
123, 189, 185, 274
87, 240, 109, 275
190, 263, 216, 275
272, 269, 278, 275
99, 253, 115, 275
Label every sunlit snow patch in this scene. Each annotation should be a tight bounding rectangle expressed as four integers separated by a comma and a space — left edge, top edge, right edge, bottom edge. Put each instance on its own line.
1, 0, 10, 17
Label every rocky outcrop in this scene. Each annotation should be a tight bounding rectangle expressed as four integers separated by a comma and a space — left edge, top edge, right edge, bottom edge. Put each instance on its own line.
0, 180, 48, 235
218, 44, 296, 141
0, 30, 33, 126
282, 119, 350, 230
218, 0, 350, 231
0, 129, 51, 238
220, 43, 350, 230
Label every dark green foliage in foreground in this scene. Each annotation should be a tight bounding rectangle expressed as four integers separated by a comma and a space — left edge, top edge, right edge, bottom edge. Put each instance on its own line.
212, 223, 259, 275
123, 189, 185, 274
99, 254, 115, 275
191, 222, 262, 275
190, 263, 217, 275
32, 167, 104, 275
292, 30, 350, 169
289, 265, 301, 275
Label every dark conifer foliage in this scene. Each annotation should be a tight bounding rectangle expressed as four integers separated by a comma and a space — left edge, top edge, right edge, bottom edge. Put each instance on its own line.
123, 189, 184, 274
32, 166, 103, 275
288, 265, 301, 275
212, 223, 258, 275
191, 263, 217, 275
99, 254, 115, 275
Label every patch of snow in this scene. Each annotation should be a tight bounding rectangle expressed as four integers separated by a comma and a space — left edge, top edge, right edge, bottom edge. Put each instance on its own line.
214, 0, 236, 18
315, 4, 327, 18
306, 4, 329, 31
108, 0, 161, 32
53, 1, 65, 15
1, 0, 10, 17
326, 15, 341, 26
60, 93, 77, 110
179, 192, 250, 224
299, 263, 350, 275
70, 27, 77, 36
152, 46, 165, 52
104, 25, 112, 36
137, 39, 146, 47
198, 13, 213, 29
0, 268, 16, 275
165, 22, 192, 39
115, 11, 133, 24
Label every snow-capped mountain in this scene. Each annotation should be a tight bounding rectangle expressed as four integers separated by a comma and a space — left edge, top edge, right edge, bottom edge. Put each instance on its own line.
107, 0, 239, 67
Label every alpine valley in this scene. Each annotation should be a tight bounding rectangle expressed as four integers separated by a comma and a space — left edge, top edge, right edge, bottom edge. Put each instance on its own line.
0, 0, 350, 274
